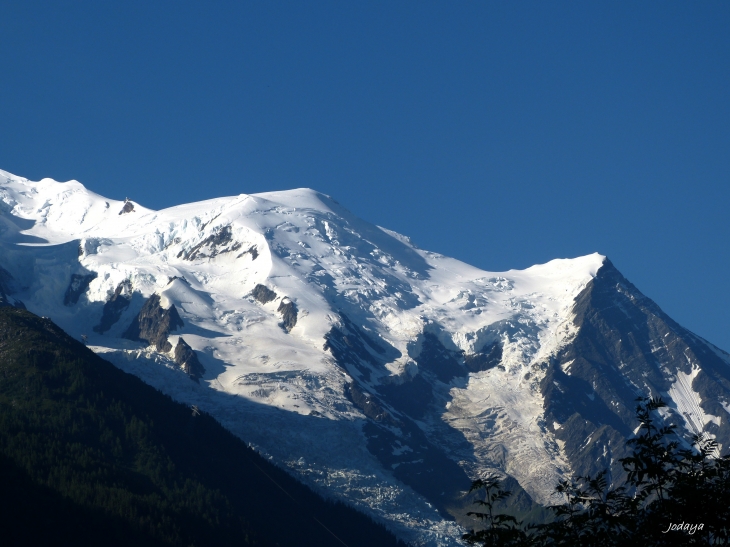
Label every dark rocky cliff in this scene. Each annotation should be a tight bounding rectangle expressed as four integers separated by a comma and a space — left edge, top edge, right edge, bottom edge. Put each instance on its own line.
123, 294, 184, 352
543, 259, 730, 482
94, 280, 132, 334
174, 337, 205, 380
63, 272, 97, 305
277, 298, 298, 332
251, 284, 277, 304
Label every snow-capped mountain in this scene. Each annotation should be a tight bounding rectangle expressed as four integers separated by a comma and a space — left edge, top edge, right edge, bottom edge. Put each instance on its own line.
1, 169, 729, 546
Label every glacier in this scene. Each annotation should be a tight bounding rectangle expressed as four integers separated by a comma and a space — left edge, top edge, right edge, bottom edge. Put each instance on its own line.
1, 168, 728, 546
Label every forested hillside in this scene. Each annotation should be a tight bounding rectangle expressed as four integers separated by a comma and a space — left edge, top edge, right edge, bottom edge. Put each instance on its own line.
0, 307, 404, 547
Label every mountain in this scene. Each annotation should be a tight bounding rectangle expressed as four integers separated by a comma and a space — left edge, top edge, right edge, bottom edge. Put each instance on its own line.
1, 168, 729, 546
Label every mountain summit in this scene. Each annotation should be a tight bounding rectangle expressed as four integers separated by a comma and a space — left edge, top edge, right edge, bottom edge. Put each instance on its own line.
1, 169, 729, 546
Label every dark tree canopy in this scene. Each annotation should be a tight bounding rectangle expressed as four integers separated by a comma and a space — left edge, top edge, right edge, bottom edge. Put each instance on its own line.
463, 397, 730, 546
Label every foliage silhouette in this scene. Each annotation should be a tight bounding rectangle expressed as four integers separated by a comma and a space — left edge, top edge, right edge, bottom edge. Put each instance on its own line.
463, 396, 730, 546
462, 477, 528, 546
0, 307, 404, 547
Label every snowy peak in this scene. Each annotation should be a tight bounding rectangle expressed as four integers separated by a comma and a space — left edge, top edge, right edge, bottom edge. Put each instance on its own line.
0, 169, 155, 243
542, 258, 730, 481
253, 187, 342, 213
0, 171, 606, 405
4, 168, 726, 547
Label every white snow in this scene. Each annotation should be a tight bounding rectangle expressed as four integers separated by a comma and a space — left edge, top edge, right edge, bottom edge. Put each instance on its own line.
0, 169, 609, 546
667, 366, 721, 435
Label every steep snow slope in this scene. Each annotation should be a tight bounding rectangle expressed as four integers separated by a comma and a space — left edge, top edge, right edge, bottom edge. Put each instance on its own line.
1, 169, 727, 545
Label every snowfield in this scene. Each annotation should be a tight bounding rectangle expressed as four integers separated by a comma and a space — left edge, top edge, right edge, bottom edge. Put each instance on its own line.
0, 169, 614, 545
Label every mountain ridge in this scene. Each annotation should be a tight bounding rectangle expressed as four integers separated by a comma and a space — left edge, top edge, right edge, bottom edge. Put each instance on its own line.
1, 168, 728, 546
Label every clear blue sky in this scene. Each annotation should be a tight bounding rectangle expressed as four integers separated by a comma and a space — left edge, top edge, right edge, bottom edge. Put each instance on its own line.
1, 2, 728, 350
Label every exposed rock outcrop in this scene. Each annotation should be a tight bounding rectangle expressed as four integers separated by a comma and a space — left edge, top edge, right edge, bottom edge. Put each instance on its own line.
178, 225, 242, 261
463, 341, 502, 373
63, 272, 98, 305
118, 200, 135, 215
250, 283, 296, 332
324, 312, 399, 382
251, 284, 277, 304
324, 323, 379, 382
543, 259, 730, 482
237, 245, 258, 260
277, 298, 297, 332
413, 332, 463, 383
174, 337, 205, 381
344, 382, 398, 426
123, 294, 183, 352
93, 280, 132, 333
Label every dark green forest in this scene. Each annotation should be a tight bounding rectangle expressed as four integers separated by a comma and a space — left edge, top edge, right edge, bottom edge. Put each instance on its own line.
0, 307, 404, 547
461, 397, 730, 546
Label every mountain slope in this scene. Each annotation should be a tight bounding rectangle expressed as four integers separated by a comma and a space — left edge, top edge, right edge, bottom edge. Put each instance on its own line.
0, 306, 404, 547
543, 259, 730, 481
1, 168, 728, 545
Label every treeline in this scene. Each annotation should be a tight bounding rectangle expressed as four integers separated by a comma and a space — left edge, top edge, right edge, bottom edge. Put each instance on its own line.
462, 397, 730, 546
0, 307, 404, 547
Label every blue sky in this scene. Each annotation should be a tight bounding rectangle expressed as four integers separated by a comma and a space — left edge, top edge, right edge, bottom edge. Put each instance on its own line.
1, 2, 728, 350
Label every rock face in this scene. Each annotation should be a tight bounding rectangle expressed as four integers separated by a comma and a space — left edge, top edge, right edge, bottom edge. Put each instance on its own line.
277, 298, 297, 332
324, 313, 393, 383
345, 381, 397, 425
123, 294, 183, 352
243, 245, 259, 260
118, 201, 135, 215
178, 225, 244, 261
251, 284, 277, 304
174, 337, 205, 380
93, 280, 132, 333
63, 272, 98, 305
463, 341, 502, 373
544, 259, 730, 482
